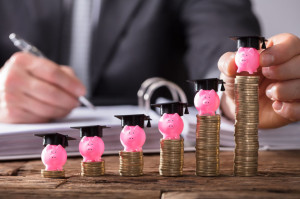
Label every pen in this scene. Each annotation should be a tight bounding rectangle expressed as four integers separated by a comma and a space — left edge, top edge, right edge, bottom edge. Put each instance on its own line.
9, 33, 95, 110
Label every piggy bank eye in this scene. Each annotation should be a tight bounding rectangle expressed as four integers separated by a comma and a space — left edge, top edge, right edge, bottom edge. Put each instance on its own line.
168, 119, 170, 122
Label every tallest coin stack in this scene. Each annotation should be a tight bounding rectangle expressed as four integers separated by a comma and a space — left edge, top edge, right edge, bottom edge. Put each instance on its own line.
234, 75, 260, 176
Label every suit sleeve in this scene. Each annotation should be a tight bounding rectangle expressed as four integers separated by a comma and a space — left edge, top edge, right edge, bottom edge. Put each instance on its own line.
180, 0, 261, 79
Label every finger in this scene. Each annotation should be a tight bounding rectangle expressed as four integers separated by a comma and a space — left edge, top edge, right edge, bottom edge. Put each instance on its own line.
0, 56, 79, 113
0, 68, 72, 122
11, 90, 72, 119
9, 52, 86, 97
0, 102, 49, 123
60, 66, 76, 77
12, 69, 80, 110
22, 93, 72, 119
24, 76, 80, 110
262, 54, 300, 80
272, 101, 300, 122
3, 54, 81, 110
260, 33, 300, 67
265, 79, 300, 101
218, 52, 237, 77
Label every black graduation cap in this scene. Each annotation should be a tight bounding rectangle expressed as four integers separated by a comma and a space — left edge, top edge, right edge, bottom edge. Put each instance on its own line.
34, 133, 76, 148
188, 78, 225, 92
115, 114, 151, 128
230, 36, 267, 50
151, 102, 189, 116
71, 125, 110, 138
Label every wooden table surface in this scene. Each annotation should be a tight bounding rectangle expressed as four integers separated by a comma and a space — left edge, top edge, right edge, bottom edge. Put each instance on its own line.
0, 151, 300, 199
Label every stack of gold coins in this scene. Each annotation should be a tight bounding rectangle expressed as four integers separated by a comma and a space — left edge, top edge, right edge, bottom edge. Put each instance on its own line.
234, 75, 259, 177
119, 151, 143, 177
41, 169, 65, 178
195, 114, 220, 176
159, 138, 184, 176
81, 161, 105, 177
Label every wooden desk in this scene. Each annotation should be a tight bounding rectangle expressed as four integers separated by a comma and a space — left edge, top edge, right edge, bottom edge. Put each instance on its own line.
0, 151, 299, 199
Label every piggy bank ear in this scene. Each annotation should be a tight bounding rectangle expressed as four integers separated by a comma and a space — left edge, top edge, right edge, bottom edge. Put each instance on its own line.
172, 113, 180, 118
133, 125, 139, 131
45, 144, 52, 149
81, 136, 89, 142
248, 48, 256, 53
56, 145, 64, 150
123, 125, 130, 131
198, 89, 205, 95
162, 113, 169, 119
209, 89, 216, 95
92, 136, 101, 142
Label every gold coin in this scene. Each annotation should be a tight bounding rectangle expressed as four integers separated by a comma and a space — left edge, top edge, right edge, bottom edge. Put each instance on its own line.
41, 169, 65, 178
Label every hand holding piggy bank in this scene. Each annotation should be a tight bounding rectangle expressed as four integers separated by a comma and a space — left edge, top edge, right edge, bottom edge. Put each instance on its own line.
120, 125, 146, 152
41, 144, 67, 171
194, 89, 220, 116
158, 113, 184, 140
79, 136, 105, 162
235, 47, 260, 74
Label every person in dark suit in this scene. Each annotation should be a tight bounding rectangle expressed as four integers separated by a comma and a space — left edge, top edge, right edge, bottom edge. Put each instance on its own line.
0, 0, 299, 127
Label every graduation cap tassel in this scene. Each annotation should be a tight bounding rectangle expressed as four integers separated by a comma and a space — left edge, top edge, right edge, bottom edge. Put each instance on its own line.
184, 105, 189, 114
64, 137, 69, 147
221, 81, 225, 91
147, 119, 151, 128
262, 40, 266, 49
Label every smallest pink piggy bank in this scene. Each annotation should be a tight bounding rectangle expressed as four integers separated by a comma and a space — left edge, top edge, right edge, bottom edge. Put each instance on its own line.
194, 89, 220, 116
235, 47, 260, 74
79, 136, 105, 162
158, 113, 184, 140
120, 125, 146, 152
41, 145, 67, 171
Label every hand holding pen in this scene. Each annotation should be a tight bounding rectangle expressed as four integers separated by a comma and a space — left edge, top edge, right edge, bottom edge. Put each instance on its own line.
0, 33, 91, 123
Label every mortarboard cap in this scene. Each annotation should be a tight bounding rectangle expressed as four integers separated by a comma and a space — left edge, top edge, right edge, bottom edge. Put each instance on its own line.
188, 78, 225, 92
230, 36, 267, 50
151, 102, 189, 116
34, 133, 76, 148
115, 114, 151, 128
71, 125, 110, 138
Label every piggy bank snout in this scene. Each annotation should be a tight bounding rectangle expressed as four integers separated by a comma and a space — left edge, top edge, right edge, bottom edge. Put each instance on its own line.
168, 124, 174, 128
203, 99, 210, 104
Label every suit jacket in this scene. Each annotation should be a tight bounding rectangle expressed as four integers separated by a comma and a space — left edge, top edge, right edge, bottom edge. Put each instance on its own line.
0, 0, 260, 105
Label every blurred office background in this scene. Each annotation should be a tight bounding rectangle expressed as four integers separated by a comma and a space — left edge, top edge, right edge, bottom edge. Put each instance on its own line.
252, 0, 300, 38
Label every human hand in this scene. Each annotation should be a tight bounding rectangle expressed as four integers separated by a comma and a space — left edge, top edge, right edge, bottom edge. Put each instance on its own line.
218, 33, 300, 128
0, 52, 86, 123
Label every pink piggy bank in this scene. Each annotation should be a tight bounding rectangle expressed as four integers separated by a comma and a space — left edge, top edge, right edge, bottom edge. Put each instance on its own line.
79, 136, 105, 162
235, 47, 260, 74
194, 89, 220, 116
120, 125, 146, 152
41, 144, 67, 171
158, 113, 184, 140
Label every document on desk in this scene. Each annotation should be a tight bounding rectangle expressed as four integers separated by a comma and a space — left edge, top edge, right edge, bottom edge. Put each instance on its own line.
0, 106, 299, 160
0, 106, 162, 160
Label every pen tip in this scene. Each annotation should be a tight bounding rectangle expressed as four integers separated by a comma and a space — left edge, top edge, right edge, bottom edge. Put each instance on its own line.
9, 33, 16, 40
